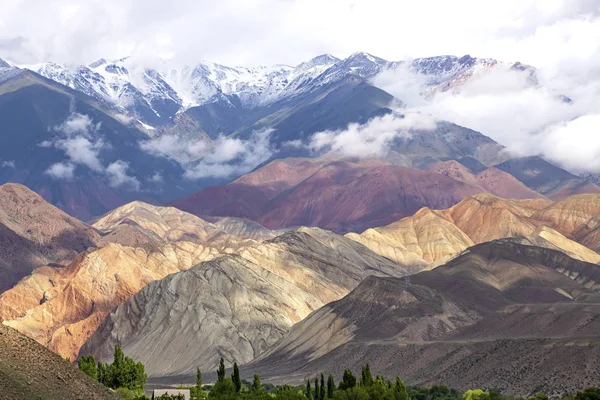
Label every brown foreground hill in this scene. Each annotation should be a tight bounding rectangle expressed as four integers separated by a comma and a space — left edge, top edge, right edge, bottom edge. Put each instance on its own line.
0, 324, 117, 400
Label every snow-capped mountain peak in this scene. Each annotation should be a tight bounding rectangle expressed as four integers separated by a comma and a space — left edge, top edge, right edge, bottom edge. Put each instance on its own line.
15, 52, 512, 126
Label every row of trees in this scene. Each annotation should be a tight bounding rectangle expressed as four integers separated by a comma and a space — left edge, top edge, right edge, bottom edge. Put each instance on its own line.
76, 352, 600, 400
204, 361, 409, 400
78, 345, 147, 397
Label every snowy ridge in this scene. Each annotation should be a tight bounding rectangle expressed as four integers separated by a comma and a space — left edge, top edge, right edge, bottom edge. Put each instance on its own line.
12, 52, 512, 125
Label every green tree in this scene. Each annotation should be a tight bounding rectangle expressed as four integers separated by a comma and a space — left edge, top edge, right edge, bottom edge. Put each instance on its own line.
192, 368, 206, 400
97, 361, 106, 385
232, 362, 241, 393
392, 377, 408, 400
252, 374, 262, 392
277, 385, 309, 400
333, 387, 369, 400
339, 370, 357, 391
77, 355, 98, 381
327, 375, 335, 399
209, 378, 237, 400
533, 393, 548, 400
99, 344, 147, 392
315, 378, 321, 400
360, 364, 373, 387
320, 374, 326, 400
217, 358, 226, 383
463, 389, 490, 400
307, 379, 313, 400
575, 388, 600, 400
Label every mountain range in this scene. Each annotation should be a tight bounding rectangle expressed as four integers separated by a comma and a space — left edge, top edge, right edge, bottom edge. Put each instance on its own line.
1, 49, 600, 398
2, 182, 600, 395
0, 51, 596, 222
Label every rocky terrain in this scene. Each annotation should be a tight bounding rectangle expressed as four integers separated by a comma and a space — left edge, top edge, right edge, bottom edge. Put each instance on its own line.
3, 182, 600, 395
246, 242, 600, 396
348, 193, 600, 266
80, 229, 407, 376
0, 197, 268, 361
175, 158, 487, 233
0, 324, 118, 400
0, 183, 102, 293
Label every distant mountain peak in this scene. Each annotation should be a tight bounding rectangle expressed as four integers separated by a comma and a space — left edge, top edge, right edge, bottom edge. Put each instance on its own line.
296, 54, 340, 70
88, 58, 107, 68
346, 51, 386, 64
0, 58, 10, 69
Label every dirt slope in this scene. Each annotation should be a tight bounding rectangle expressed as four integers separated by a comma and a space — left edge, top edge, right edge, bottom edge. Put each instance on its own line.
0, 324, 117, 400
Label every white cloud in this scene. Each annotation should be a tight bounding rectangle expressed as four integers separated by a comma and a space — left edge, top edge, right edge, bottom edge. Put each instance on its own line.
140, 134, 211, 164
45, 162, 75, 179
374, 50, 600, 172
45, 112, 145, 187
54, 113, 101, 137
55, 136, 104, 171
538, 115, 600, 173
46, 112, 105, 171
0, 160, 15, 168
0, 0, 597, 69
106, 160, 141, 190
309, 113, 437, 158
149, 172, 163, 183
183, 129, 273, 179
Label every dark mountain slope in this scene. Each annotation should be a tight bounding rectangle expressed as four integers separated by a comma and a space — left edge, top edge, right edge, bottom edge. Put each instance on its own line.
0, 70, 198, 219
245, 241, 600, 395
495, 156, 600, 200
0, 324, 118, 400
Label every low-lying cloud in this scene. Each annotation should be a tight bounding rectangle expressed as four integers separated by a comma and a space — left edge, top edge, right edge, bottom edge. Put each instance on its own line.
43, 112, 104, 172
106, 160, 141, 190
309, 112, 437, 158
44, 111, 141, 190
373, 51, 600, 173
142, 129, 274, 180
45, 162, 75, 179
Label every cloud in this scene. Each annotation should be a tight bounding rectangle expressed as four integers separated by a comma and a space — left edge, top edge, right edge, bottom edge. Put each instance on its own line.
538, 115, 600, 173
0, 160, 15, 168
149, 172, 163, 183
0, 0, 597, 69
140, 134, 211, 164
309, 113, 437, 158
182, 129, 274, 179
46, 112, 105, 171
374, 48, 600, 172
45, 162, 75, 179
45, 112, 142, 188
106, 160, 141, 190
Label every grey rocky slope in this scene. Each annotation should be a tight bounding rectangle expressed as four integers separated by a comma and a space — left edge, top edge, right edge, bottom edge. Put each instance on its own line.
245, 241, 600, 396
80, 228, 408, 376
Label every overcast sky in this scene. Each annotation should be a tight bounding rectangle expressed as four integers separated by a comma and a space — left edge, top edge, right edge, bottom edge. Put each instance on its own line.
2, 0, 600, 174
0, 0, 598, 67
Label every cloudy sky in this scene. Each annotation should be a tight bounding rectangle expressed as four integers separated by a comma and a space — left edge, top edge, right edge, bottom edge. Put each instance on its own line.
0, 0, 598, 67
1, 0, 599, 174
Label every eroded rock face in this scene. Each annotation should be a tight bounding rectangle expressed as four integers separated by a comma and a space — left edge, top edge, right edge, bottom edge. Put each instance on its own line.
0, 241, 224, 361
80, 231, 406, 376
346, 207, 474, 267
247, 242, 600, 396
0, 183, 103, 293
93, 201, 254, 246
532, 194, 600, 234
